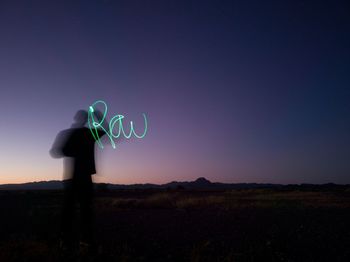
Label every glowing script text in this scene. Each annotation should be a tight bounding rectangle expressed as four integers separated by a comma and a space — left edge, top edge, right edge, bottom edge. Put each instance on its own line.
88, 100, 148, 149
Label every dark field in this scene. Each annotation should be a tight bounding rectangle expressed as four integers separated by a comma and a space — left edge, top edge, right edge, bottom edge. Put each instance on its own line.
0, 188, 350, 261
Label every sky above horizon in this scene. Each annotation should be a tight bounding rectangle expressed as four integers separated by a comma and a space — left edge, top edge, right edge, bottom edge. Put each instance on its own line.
0, 0, 349, 184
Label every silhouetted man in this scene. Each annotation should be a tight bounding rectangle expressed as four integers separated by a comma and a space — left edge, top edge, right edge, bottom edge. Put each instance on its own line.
50, 109, 107, 251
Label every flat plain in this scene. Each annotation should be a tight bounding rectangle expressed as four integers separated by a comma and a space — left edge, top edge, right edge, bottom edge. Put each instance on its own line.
0, 187, 349, 261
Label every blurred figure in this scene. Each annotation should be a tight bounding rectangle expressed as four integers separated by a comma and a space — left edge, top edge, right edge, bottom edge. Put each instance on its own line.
50, 109, 108, 252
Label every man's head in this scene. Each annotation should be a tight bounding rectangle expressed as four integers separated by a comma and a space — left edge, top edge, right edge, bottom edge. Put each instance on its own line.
73, 110, 88, 126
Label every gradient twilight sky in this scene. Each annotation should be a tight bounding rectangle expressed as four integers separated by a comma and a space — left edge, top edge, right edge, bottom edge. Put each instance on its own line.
0, 0, 349, 184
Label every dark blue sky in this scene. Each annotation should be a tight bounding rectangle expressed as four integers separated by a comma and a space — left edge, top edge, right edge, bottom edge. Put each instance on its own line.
0, 0, 349, 184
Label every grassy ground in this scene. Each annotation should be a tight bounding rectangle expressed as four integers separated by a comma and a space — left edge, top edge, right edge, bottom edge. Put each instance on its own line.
0, 188, 349, 261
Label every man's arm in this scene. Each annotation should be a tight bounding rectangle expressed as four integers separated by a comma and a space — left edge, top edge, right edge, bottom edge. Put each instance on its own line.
50, 130, 68, 158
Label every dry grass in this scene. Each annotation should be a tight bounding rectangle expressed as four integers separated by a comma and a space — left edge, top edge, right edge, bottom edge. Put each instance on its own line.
97, 189, 350, 210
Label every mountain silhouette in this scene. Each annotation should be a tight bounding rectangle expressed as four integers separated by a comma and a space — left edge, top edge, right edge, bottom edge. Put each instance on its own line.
0, 179, 347, 190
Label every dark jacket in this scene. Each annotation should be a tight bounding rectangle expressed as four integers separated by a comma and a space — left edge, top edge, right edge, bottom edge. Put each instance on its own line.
51, 127, 105, 175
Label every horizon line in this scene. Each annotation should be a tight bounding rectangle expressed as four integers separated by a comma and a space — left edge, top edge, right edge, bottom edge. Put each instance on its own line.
0, 178, 349, 187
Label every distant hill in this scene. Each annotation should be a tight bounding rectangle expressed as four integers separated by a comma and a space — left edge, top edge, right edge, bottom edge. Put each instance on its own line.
0, 177, 348, 191
0, 180, 64, 190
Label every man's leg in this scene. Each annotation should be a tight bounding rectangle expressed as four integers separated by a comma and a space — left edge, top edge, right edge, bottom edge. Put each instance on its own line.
79, 176, 95, 245
61, 180, 75, 247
